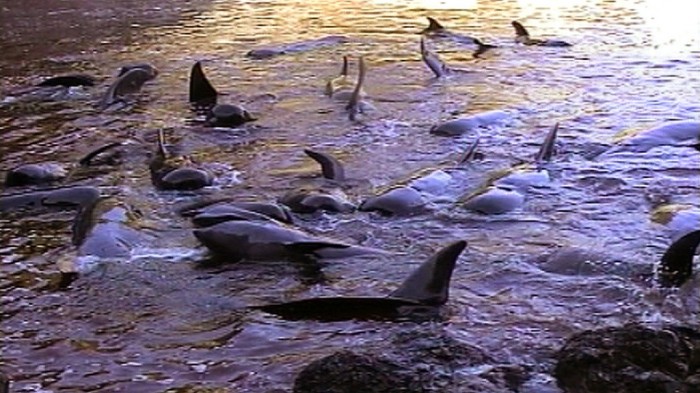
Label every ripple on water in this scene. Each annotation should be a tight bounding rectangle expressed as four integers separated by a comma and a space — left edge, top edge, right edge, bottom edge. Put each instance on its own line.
1, 0, 700, 391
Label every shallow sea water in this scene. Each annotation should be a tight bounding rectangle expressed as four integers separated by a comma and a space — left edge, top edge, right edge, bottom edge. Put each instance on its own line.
1, 0, 699, 391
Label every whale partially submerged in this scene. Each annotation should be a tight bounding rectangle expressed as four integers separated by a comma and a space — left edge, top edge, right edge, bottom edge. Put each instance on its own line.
98, 63, 158, 110
254, 240, 467, 321
511, 21, 572, 47
601, 120, 700, 155
194, 220, 388, 262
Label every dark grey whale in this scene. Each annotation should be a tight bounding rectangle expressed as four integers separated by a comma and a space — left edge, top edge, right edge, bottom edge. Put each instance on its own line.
149, 129, 213, 191
98, 63, 158, 109
657, 229, 700, 288
512, 21, 572, 47
194, 220, 387, 262
254, 240, 467, 321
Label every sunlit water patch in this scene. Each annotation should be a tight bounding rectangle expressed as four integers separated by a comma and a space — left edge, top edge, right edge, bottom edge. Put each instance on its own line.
1, 0, 699, 391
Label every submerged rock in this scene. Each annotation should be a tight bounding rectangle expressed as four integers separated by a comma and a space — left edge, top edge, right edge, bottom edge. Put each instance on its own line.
294, 327, 528, 393
555, 324, 700, 393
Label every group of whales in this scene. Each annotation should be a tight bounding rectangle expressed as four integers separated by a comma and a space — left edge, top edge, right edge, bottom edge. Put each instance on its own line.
2, 16, 700, 323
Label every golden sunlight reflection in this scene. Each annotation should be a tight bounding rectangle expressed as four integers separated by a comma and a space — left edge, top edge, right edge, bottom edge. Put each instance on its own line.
625, 0, 700, 53
368, 0, 478, 10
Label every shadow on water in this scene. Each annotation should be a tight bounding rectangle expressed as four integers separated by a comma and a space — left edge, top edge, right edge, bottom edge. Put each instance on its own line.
1, 0, 699, 391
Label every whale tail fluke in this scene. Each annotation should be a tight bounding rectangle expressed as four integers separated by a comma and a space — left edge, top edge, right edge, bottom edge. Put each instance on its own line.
657, 230, 700, 287
472, 38, 498, 58
346, 56, 367, 121
390, 240, 466, 305
535, 123, 559, 163
189, 61, 218, 106
304, 149, 346, 182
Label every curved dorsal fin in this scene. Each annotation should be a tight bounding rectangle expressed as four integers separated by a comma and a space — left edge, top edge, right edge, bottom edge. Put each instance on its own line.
658, 230, 700, 287
426, 17, 445, 32
512, 20, 530, 38
390, 240, 467, 305
304, 149, 346, 182
189, 61, 218, 105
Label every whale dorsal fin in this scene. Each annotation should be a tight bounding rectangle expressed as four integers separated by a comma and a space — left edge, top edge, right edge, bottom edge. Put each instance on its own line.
346, 56, 366, 121
425, 17, 445, 32
189, 61, 218, 105
304, 149, 346, 182
512, 21, 530, 39
657, 230, 700, 287
390, 240, 466, 305
535, 122, 559, 163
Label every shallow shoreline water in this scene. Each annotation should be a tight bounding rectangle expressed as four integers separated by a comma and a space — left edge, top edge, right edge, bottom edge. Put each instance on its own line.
1, 0, 699, 391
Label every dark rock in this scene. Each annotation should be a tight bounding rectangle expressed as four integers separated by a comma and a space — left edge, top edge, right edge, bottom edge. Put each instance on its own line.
5, 162, 67, 187
293, 351, 413, 393
294, 326, 528, 393
555, 324, 700, 393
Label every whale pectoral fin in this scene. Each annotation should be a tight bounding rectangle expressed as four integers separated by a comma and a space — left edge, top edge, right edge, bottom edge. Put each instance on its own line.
657, 230, 700, 287
390, 240, 466, 305
284, 242, 351, 257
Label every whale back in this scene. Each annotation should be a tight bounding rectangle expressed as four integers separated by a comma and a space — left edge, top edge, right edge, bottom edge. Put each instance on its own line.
657, 230, 700, 287
390, 240, 466, 305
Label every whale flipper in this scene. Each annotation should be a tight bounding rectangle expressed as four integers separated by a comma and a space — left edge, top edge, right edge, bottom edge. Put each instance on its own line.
284, 242, 351, 256
657, 230, 700, 287
420, 38, 449, 78
189, 61, 218, 106
346, 56, 367, 121
390, 240, 466, 305
458, 137, 481, 164
304, 149, 346, 182
535, 123, 559, 163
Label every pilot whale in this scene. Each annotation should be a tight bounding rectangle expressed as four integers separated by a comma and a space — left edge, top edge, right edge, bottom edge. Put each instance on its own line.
254, 240, 467, 321
461, 123, 558, 214
98, 63, 158, 109
600, 120, 700, 156
149, 129, 213, 190
194, 220, 388, 262
420, 17, 497, 58
511, 21, 572, 47
657, 229, 700, 288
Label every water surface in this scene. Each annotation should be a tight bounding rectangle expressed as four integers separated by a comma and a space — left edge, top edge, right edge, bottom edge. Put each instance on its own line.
1, 0, 699, 391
